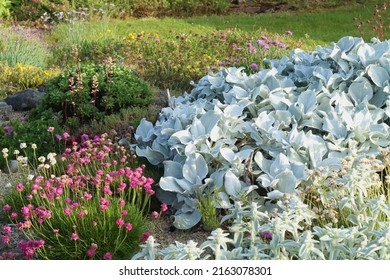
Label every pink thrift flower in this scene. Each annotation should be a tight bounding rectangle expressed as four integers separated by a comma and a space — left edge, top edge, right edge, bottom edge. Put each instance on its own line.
124, 223, 133, 231
53, 229, 59, 234
118, 199, 126, 208
100, 197, 110, 211
10, 212, 18, 219
151, 211, 160, 219
1, 235, 11, 244
77, 211, 85, 218
65, 198, 72, 204
284, 30, 293, 36
140, 231, 151, 241
250, 63, 258, 70
64, 207, 71, 216
83, 191, 93, 200
160, 203, 168, 212
24, 248, 35, 260
121, 210, 128, 216
2, 204, 11, 213
87, 243, 98, 258
63, 132, 70, 139
16, 183, 25, 192
70, 232, 79, 241
48, 127, 55, 133
3, 226, 12, 235
116, 218, 124, 228
103, 252, 112, 260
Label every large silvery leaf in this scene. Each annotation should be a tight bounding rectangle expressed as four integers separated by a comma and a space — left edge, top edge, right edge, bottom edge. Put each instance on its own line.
135, 118, 155, 143
296, 90, 317, 115
200, 110, 221, 134
182, 153, 208, 184
348, 77, 373, 105
172, 209, 202, 230
367, 65, 390, 87
275, 170, 297, 193
135, 146, 166, 165
224, 170, 242, 198
305, 131, 328, 168
357, 41, 390, 67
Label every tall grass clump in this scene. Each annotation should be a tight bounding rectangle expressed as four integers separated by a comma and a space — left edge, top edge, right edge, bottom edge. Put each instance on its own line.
0, 26, 51, 69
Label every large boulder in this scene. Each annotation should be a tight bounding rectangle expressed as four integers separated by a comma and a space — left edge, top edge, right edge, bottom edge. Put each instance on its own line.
5, 89, 46, 111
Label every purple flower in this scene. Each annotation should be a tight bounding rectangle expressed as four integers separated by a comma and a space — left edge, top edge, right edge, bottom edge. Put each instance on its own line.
250, 63, 259, 70
284, 30, 293, 36
3, 126, 13, 135
260, 35, 269, 41
55, 134, 62, 141
260, 231, 272, 240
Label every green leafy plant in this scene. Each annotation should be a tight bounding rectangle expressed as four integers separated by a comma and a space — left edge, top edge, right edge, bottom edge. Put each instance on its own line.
0, 0, 11, 19
30, 57, 152, 132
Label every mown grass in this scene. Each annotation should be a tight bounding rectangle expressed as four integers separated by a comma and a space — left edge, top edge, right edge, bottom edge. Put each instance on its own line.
187, 4, 382, 43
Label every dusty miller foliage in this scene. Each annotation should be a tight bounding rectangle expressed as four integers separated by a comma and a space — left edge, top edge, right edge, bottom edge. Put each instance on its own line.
135, 36, 390, 231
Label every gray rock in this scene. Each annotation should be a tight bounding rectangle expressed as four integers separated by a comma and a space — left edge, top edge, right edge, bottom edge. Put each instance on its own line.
5, 89, 46, 111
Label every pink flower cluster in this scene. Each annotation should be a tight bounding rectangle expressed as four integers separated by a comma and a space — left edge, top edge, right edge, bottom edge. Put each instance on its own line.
18, 239, 45, 260
1, 225, 12, 245
2, 132, 156, 260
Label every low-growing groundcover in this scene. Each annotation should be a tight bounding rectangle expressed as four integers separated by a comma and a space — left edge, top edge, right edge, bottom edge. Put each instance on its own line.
133, 36, 390, 259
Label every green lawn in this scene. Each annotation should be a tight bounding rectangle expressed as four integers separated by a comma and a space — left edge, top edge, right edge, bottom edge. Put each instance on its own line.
186, 5, 379, 43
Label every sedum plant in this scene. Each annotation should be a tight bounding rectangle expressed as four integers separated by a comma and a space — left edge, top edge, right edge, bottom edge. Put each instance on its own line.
135, 36, 390, 229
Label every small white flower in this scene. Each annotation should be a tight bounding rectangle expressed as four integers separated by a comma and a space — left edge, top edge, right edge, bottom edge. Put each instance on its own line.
14, 150, 20, 155
2, 148, 9, 154
38, 156, 46, 163
49, 158, 57, 166
31, 144, 37, 150
44, 164, 50, 169
17, 155, 23, 162
20, 143, 27, 149
27, 174, 35, 181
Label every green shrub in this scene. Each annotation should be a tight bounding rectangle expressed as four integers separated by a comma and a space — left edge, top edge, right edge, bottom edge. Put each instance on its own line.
30, 61, 153, 131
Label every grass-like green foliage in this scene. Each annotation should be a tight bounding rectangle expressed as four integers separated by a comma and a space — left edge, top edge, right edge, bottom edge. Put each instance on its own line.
197, 193, 221, 231
30, 61, 152, 132
0, 26, 51, 69
2, 132, 155, 259
0, 117, 65, 171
